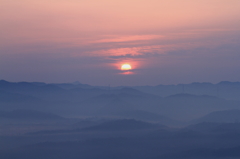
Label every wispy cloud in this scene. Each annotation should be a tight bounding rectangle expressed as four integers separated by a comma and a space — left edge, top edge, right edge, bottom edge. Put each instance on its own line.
92, 35, 163, 43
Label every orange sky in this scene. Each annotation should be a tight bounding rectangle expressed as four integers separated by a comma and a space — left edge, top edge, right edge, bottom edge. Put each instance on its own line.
1, 0, 240, 85
2, 0, 240, 43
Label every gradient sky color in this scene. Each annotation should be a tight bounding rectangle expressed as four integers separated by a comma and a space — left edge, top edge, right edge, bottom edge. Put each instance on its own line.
1, 0, 240, 86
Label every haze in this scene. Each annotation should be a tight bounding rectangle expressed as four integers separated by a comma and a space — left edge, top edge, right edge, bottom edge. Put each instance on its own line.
1, 0, 240, 86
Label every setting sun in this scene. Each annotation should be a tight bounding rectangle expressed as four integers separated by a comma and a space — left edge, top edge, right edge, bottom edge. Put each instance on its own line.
121, 64, 132, 70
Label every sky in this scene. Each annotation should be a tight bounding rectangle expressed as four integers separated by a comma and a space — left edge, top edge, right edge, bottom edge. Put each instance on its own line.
1, 0, 240, 86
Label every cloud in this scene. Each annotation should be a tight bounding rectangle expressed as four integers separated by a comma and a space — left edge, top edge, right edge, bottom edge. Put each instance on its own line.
92, 35, 163, 43
108, 52, 160, 59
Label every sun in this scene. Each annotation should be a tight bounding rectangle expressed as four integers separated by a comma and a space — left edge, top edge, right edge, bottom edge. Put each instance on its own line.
121, 64, 132, 70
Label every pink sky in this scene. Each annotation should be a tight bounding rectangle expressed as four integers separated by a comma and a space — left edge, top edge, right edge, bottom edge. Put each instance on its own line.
1, 0, 240, 86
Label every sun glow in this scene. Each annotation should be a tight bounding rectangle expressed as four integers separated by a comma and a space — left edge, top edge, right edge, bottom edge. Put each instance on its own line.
121, 64, 132, 70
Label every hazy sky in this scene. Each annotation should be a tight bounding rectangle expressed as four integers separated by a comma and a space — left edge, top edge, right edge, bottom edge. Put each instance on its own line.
1, 0, 240, 86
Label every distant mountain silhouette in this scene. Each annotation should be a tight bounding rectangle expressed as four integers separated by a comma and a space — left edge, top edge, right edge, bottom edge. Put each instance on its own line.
77, 89, 160, 116
185, 122, 240, 133
0, 80, 65, 95
160, 146, 240, 159
82, 119, 157, 131
3, 80, 240, 159
134, 81, 240, 100
54, 82, 92, 89
0, 109, 64, 120
166, 93, 218, 99
157, 93, 240, 121
190, 109, 240, 124
217, 81, 240, 86
0, 90, 41, 102
112, 110, 169, 121
2, 80, 240, 122
29, 119, 159, 135
0, 80, 38, 91
118, 87, 143, 94
3, 80, 240, 101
